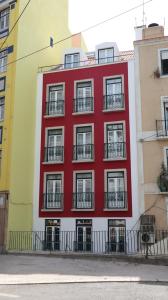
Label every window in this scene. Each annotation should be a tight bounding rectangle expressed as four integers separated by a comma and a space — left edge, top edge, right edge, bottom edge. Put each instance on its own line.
98, 47, 114, 64
45, 128, 63, 162
0, 8, 9, 37
0, 126, 3, 143
104, 77, 124, 110
65, 53, 80, 69
73, 172, 93, 209
46, 84, 64, 116
74, 81, 93, 113
160, 50, 168, 76
0, 50, 7, 73
44, 174, 63, 209
105, 171, 126, 209
105, 123, 125, 159
156, 97, 168, 137
73, 126, 93, 160
0, 77, 5, 91
0, 97, 4, 121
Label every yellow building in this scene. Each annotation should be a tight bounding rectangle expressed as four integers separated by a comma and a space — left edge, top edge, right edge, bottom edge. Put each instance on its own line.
0, 0, 84, 251
134, 24, 168, 230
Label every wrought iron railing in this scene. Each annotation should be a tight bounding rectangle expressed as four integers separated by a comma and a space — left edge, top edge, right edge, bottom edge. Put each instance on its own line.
45, 100, 64, 116
156, 120, 168, 137
103, 94, 124, 110
43, 193, 63, 209
8, 230, 168, 256
44, 146, 64, 162
73, 192, 94, 209
73, 144, 94, 160
73, 97, 94, 113
104, 191, 127, 209
104, 142, 126, 159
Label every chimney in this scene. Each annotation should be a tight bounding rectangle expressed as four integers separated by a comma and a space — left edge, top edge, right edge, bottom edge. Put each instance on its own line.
142, 24, 164, 39
134, 25, 146, 41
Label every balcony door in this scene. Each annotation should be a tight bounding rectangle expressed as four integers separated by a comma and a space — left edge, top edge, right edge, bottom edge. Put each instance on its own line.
106, 124, 124, 158
48, 85, 64, 115
76, 82, 92, 112
76, 126, 92, 160
76, 173, 92, 209
46, 174, 62, 209
107, 172, 125, 208
47, 129, 63, 162
105, 77, 122, 109
163, 101, 168, 134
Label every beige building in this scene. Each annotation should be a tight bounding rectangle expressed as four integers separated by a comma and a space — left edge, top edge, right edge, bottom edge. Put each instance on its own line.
134, 24, 168, 229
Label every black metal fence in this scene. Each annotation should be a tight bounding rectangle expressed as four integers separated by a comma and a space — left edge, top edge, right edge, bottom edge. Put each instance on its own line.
8, 230, 168, 257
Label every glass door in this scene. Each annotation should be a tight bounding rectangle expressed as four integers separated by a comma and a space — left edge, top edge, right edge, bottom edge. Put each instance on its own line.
45, 221, 60, 251
76, 127, 92, 160
46, 174, 62, 208
47, 129, 63, 161
76, 174, 92, 208
76, 225, 92, 251
107, 172, 125, 208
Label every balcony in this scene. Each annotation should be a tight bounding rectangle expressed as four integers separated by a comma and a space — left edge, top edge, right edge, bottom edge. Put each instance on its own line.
156, 120, 168, 138
73, 97, 93, 113
73, 144, 94, 161
104, 192, 127, 209
44, 146, 64, 163
73, 192, 94, 209
103, 94, 124, 111
104, 142, 126, 160
43, 193, 63, 209
45, 100, 64, 116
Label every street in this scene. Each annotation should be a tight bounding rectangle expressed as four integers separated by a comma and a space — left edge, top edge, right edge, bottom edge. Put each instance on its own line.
0, 254, 168, 299
0, 282, 168, 300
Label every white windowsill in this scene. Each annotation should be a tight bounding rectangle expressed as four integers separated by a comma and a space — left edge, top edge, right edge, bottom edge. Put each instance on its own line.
103, 157, 126, 162
72, 111, 94, 116
72, 159, 94, 163
42, 161, 64, 165
44, 114, 64, 118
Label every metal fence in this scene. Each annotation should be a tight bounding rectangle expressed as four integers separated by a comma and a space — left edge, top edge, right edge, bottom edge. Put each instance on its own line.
8, 230, 168, 257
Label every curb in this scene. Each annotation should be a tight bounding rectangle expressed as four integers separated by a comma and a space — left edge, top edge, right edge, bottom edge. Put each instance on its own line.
5, 251, 168, 266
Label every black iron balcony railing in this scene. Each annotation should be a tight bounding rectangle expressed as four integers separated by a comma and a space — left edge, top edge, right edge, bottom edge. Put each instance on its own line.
156, 120, 168, 137
44, 146, 64, 162
45, 100, 64, 116
43, 193, 63, 209
73, 97, 94, 113
73, 144, 94, 160
104, 94, 124, 110
73, 192, 94, 209
104, 191, 127, 209
104, 142, 126, 159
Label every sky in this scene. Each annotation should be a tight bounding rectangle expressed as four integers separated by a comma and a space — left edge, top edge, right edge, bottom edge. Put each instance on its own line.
69, 0, 168, 51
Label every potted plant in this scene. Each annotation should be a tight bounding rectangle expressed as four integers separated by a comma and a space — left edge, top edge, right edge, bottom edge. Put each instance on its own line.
157, 163, 168, 192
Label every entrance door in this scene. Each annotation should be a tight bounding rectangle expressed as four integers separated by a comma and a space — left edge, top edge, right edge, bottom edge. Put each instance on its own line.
76, 226, 92, 251
45, 220, 60, 251
108, 220, 125, 253
0, 194, 7, 253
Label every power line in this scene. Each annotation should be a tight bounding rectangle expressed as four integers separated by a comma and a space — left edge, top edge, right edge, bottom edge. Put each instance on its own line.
5, 0, 152, 68
0, 0, 32, 51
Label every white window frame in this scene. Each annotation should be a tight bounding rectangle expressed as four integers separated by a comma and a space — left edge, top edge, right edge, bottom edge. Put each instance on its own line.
0, 8, 9, 34
73, 170, 95, 210
73, 78, 94, 114
158, 48, 168, 78
43, 126, 64, 164
104, 168, 127, 211
73, 123, 94, 162
43, 171, 64, 210
0, 49, 7, 73
45, 82, 65, 117
103, 75, 125, 111
64, 52, 80, 69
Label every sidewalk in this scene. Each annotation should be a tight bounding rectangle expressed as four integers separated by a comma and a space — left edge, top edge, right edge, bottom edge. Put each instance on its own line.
0, 254, 168, 285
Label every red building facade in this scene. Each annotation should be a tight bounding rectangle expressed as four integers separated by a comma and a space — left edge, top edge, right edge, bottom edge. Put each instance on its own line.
34, 44, 137, 252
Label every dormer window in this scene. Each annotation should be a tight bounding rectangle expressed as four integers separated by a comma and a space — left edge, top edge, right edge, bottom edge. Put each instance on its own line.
160, 50, 168, 76
65, 53, 80, 69
98, 47, 114, 64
